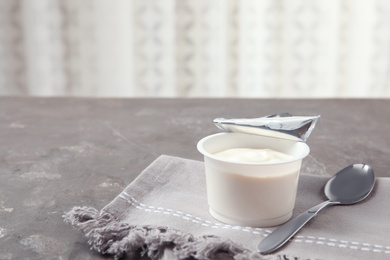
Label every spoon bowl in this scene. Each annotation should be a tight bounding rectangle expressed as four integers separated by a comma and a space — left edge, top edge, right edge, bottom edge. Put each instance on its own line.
258, 163, 375, 254
325, 164, 375, 204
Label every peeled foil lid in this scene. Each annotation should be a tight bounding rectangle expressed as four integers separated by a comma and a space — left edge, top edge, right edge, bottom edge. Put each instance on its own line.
213, 113, 320, 142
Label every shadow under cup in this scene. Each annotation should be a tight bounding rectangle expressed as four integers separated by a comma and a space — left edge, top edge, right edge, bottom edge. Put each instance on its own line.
197, 132, 310, 227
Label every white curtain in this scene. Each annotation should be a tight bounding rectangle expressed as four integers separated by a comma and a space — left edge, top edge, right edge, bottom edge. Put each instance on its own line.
1, 0, 390, 97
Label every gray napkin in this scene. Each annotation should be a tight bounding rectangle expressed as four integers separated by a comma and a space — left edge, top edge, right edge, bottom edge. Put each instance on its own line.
64, 155, 390, 260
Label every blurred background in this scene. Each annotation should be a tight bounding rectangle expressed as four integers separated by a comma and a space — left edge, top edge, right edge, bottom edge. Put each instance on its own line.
1, 0, 390, 98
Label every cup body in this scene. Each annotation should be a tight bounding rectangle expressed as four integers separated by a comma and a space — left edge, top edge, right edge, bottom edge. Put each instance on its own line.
197, 132, 310, 227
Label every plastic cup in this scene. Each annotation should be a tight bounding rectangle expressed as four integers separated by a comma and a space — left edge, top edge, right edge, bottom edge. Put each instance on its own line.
197, 132, 310, 227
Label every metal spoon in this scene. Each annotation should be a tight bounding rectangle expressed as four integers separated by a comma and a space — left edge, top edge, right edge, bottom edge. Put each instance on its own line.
258, 164, 375, 254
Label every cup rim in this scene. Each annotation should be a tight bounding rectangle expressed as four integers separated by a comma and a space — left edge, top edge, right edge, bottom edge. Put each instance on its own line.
197, 132, 310, 166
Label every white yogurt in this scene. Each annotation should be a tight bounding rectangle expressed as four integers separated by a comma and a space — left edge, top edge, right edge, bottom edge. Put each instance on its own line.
197, 133, 310, 227
205, 165, 300, 226
213, 148, 293, 163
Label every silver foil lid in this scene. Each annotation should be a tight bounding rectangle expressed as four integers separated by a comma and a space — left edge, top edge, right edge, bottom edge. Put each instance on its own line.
213, 113, 320, 142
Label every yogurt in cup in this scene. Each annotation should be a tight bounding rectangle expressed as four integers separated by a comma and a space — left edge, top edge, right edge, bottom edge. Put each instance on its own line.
197, 132, 310, 227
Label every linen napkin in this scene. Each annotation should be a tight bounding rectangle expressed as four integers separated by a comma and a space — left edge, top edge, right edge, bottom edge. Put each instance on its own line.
64, 155, 390, 260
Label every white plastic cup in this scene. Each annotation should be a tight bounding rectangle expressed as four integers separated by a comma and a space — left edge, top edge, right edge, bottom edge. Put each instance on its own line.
197, 132, 310, 227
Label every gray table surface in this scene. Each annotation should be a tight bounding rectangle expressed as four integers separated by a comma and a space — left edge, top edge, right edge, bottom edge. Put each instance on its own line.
0, 97, 389, 259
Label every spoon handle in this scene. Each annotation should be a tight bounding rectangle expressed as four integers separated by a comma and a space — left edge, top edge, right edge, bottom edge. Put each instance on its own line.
258, 200, 336, 254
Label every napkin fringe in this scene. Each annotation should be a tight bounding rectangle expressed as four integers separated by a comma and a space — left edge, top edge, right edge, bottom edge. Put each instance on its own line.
63, 206, 300, 260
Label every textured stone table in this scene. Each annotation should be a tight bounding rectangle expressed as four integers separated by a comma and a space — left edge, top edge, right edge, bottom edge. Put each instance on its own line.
0, 97, 389, 259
